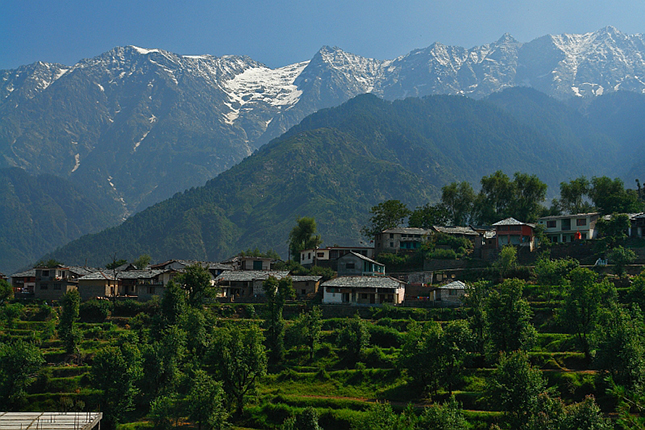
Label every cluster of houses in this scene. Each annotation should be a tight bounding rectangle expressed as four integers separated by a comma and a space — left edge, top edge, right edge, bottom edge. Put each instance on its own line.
7, 211, 644, 308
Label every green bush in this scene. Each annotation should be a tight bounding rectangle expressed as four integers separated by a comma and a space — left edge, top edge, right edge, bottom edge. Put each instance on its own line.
112, 300, 144, 317
368, 325, 403, 348
428, 249, 458, 260
79, 300, 112, 322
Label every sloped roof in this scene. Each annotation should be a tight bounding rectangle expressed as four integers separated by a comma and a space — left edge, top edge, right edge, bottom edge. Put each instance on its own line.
492, 217, 536, 228
322, 276, 404, 289
11, 269, 36, 278
79, 271, 117, 281
215, 270, 290, 282
538, 212, 601, 221
290, 275, 323, 283
437, 280, 466, 290
433, 226, 479, 236
381, 227, 430, 235
117, 269, 166, 280
340, 251, 384, 267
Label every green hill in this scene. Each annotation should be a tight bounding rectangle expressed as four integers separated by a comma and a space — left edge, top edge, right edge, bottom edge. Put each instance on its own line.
41, 93, 623, 266
0, 168, 121, 273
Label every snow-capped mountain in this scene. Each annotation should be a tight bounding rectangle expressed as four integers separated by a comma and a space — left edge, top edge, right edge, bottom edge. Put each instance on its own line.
2, 26, 645, 217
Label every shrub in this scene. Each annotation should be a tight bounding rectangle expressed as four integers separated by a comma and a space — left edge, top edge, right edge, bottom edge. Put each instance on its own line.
368, 325, 403, 348
112, 300, 144, 317
79, 299, 112, 322
428, 249, 458, 260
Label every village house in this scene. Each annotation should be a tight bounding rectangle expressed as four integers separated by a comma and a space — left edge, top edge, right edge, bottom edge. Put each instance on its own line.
78, 271, 119, 301
374, 227, 430, 255
215, 270, 290, 299
118, 269, 172, 301
221, 255, 273, 271
629, 213, 645, 238
337, 251, 385, 276
537, 212, 601, 243
34, 265, 94, 301
10, 269, 36, 294
299, 246, 374, 270
290, 275, 322, 298
321, 276, 406, 305
430, 280, 466, 305
493, 217, 538, 251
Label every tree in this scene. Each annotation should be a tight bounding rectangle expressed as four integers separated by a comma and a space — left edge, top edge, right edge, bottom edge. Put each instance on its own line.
559, 177, 593, 214
186, 370, 229, 430
133, 254, 152, 269
462, 281, 490, 355
510, 172, 548, 222
590, 176, 643, 214
408, 203, 449, 229
493, 245, 517, 280
595, 304, 645, 391
485, 279, 536, 355
440, 181, 476, 225
91, 342, 142, 428
398, 320, 445, 395
289, 217, 323, 262
160, 279, 186, 329
263, 276, 295, 362
361, 200, 411, 238
337, 313, 370, 363
58, 289, 80, 354
596, 213, 630, 243
175, 263, 215, 307
442, 320, 474, 395
474, 171, 547, 224
418, 397, 468, 430
0, 279, 14, 304
282, 407, 323, 430
105, 258, 128, 270
0, 340, 44, 409
608, 245, 637, 278
560, 395, 613, 430
559, 267, 614, 364
487, 351, 547, 427
534, 256, 579, 302
292, 306, 323, 360
209, 324, 267, 416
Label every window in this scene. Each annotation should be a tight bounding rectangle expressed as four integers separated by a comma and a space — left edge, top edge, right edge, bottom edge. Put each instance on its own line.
346, 262, 355, 269
42, 270, 49, 277
253, 260, 263, 270
308, 253, 311, 259
40, 283, 48, 290
148, 286, 156, 294
547, 220, 556, 228
449, 289, 456, 296
361, 293, 368, 299
301, 289, 306, 295
390, 242, 394, 248
317, 252, 324, 258
562, 219, 571, 230
576, 218, 587, 226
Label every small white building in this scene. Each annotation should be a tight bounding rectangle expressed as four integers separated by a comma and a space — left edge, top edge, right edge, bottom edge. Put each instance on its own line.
321, 276, 405, 305
537, 212, 601, 243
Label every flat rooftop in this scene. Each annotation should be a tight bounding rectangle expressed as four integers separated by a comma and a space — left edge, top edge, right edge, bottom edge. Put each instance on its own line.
0, 412, 102, 430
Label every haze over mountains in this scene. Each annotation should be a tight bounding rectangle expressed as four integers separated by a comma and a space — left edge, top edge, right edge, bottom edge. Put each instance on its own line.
2, 26, 645, 273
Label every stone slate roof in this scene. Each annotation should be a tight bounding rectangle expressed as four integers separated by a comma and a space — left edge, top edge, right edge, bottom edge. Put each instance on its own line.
11, 269, 36, 278
117, 269, 166, 280
79, 271, 116, 281
492, 217, 536, 228
68, 266, 97, 277
381, 227, 430, 235
290, 275, 323, 283
437, 280, 466, 290
322, 276, 405, 289
215, 270, 290, 282
341, 251, 384, 267
538, 212, 601, 221
433, 226, 479, 236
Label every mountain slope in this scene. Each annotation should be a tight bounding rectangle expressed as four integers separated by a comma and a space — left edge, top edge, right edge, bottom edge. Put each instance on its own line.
0, 168, 121, 274
3, 27, 645, 217
42, 93, 622, 267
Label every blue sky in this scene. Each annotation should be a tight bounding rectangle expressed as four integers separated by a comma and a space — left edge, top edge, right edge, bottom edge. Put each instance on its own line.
2, 0, 644, 70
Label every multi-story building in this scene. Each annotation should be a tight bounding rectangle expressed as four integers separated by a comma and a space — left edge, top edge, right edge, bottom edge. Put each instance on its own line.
537, 212, 601, 243
374, 228, 430, 255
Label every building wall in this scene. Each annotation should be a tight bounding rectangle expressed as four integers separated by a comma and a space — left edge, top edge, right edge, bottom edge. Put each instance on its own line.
323, 287, 345, 304
78, 280, 117, 301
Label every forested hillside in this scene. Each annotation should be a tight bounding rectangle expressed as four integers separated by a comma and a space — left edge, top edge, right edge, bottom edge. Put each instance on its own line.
0, 168, 121, 273
41, 92, 629, 267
